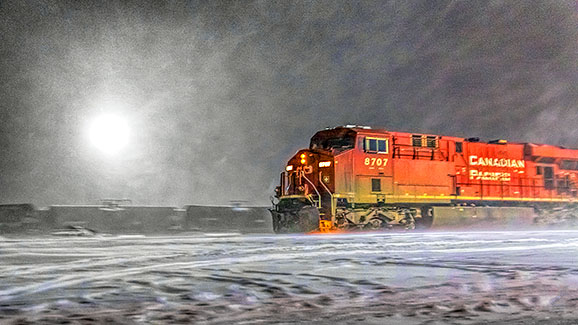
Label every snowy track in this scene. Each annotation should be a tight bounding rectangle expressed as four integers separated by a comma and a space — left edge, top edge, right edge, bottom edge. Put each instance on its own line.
2, 231, 578, 324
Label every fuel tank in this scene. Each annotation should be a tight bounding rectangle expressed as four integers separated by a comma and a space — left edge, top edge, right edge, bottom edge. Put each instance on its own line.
429, 206, 536, 230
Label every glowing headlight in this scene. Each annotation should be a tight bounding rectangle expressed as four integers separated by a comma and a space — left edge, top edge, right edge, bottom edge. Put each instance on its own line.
89, 114, 129, 155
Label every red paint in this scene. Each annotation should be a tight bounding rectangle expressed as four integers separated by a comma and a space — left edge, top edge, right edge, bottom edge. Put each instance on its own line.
280, 127, 578, 213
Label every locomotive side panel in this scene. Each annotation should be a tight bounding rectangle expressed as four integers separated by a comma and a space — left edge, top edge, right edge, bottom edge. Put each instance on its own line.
354, 175, 394, 204
333, 150, 355, 201
458, 142, 527, 200
351, 133, 393, 204
525, 143, 578, 201
392, 159, 454, 203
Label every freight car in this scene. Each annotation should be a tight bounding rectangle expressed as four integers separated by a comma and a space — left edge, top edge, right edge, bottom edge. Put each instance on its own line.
270, 126, 578, 233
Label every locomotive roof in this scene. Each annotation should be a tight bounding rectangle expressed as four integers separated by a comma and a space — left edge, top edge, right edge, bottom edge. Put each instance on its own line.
319, 125, 452, 138
316, 126, 578, 158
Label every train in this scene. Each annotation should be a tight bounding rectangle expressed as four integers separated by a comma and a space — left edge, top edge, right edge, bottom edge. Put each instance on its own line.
270, 126, 578, 233
0, 202, 273, 235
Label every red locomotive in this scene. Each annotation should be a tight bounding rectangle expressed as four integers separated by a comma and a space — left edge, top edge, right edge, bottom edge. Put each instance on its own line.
271, 126, 578, 233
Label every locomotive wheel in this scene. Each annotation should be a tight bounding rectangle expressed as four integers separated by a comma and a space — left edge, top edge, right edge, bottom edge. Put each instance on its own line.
415, 206, 434, 229
400, 210, 416, 230
365, 217, 385, 230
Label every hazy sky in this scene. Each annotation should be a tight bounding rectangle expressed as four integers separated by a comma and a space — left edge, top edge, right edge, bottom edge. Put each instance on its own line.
0, 0, 576, 207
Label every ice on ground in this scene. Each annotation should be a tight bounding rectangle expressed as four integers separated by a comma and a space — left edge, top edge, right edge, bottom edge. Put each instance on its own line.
2, 230, 578, 324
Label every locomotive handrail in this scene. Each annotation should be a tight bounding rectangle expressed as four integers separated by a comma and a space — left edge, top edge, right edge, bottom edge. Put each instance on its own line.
318, 174, 333, 196
394, 147, 445, 161
285, 172, 292, 194
318, 172, 336, 217
301, 171, 322, 208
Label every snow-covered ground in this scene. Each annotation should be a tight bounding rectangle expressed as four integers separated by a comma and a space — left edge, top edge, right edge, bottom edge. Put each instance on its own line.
2, 230, 578, 324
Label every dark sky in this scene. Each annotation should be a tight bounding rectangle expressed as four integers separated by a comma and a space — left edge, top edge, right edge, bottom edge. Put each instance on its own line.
0, 0, 577, 207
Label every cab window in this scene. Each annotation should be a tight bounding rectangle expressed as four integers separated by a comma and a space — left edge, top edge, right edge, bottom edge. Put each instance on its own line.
310, 133, 355, 151
364, 137, 388, 154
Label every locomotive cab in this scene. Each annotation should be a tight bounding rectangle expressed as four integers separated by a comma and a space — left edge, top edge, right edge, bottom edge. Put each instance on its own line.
271, 126, 424, 233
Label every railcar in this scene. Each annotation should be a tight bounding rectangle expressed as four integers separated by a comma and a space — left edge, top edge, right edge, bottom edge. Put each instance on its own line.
270, 126, 578, 233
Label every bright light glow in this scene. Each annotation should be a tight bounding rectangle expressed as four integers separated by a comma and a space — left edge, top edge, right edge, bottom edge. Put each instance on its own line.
89, 114, 129, 155
319, 161, 332, 168
286, 165, 294, 171
300, 159, 306, 164
300, 153, 306, 159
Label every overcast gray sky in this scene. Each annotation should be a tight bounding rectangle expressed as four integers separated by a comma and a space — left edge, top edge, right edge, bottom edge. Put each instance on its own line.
0, 0, 576, 207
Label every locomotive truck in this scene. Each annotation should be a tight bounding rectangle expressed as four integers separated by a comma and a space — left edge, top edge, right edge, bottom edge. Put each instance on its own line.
270, 126, 578, 233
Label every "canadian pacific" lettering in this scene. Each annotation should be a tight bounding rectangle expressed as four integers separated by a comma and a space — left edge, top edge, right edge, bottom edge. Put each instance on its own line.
469, 170, 511, 181
468, 155, 525, 169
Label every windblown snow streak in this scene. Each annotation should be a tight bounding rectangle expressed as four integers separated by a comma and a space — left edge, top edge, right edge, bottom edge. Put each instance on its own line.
2, 231, 578, 323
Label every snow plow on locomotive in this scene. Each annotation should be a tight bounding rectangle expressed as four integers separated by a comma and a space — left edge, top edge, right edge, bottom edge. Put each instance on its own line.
270, 126, 578, 233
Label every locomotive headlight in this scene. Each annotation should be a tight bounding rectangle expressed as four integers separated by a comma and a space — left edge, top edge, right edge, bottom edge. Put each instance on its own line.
319, 161, 332, 168
286, 165, 293, 171
300, 159, 306, 164
300, 153, 306, 159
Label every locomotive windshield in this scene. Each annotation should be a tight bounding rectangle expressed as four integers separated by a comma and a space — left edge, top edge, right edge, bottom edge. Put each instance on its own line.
310, 137, 354, 150
309, 129, 356, 152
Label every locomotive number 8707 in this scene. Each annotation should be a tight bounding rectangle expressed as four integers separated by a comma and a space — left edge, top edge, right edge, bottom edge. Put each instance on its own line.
270, 125, 578, 233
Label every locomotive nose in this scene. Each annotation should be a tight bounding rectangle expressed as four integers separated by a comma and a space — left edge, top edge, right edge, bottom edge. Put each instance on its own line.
274, 149, 335, 233
299, 153, 307, 165
295, 151, 314, 168
279, 149, 334, 199
286, 151, 316, 173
